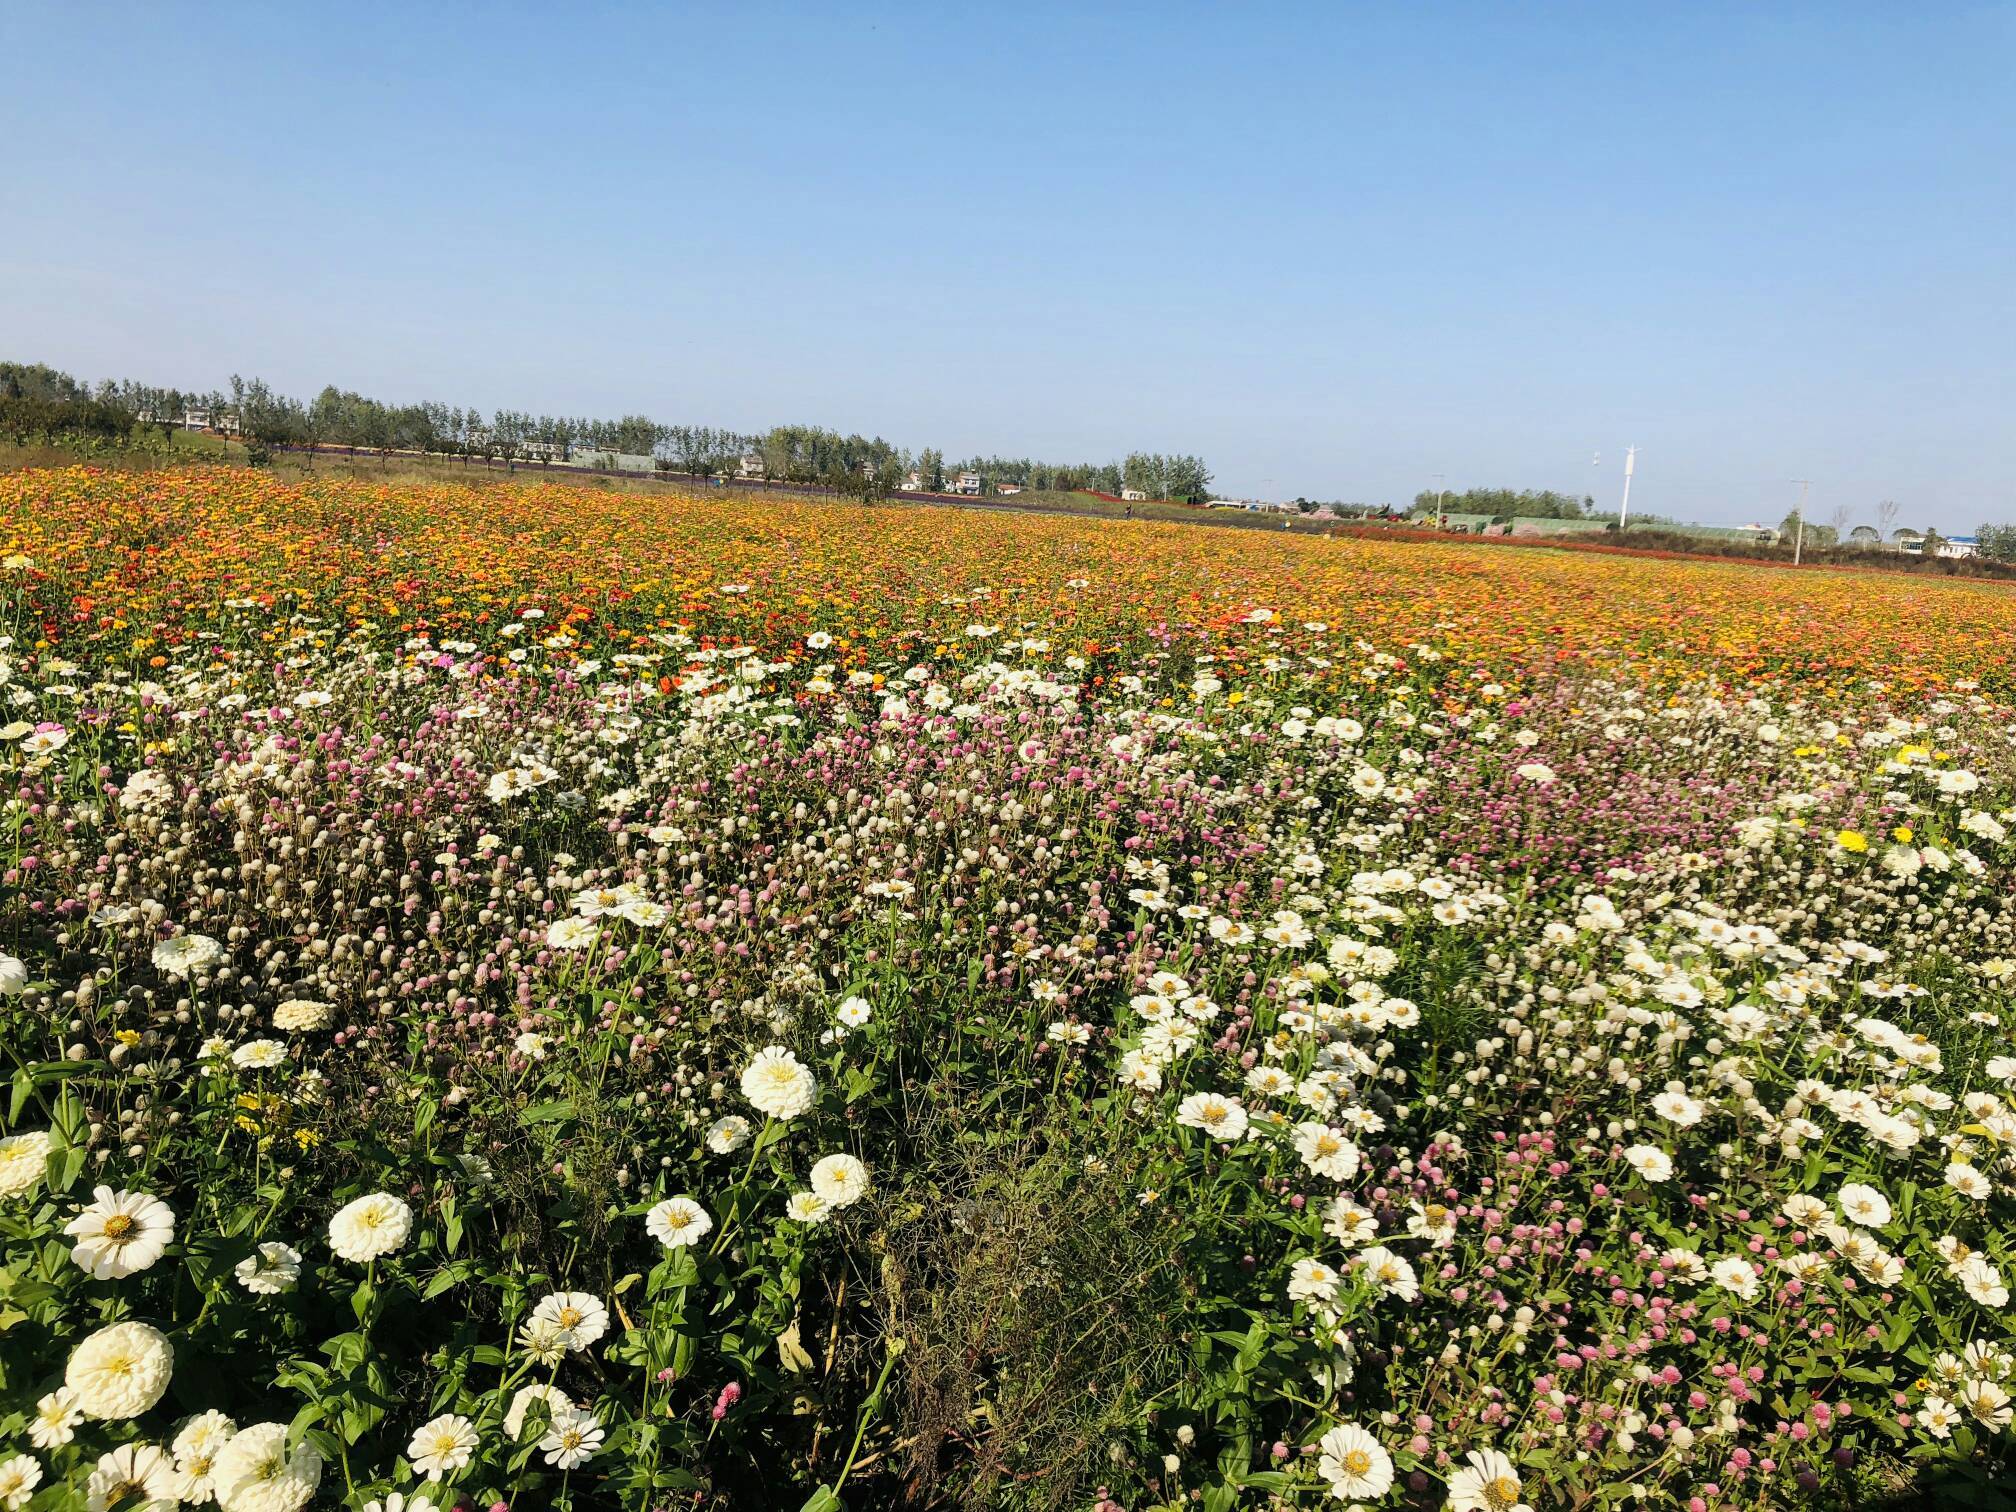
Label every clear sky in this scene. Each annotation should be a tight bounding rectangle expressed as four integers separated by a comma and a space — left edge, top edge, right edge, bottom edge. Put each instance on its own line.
3, 2, 2011, 530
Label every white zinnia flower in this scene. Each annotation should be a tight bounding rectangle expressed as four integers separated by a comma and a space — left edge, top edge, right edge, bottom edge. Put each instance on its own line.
1174, 1092, 1248, 1143
809, 1153, 872, 1209
1623, 1145, 1673, 1182
271, 1000, 333, 1032
1959, 1255, 2010, 1309
1294, 1123, 1361, 1181
234, 1242, 303, 1295
211, 1421, 322, 1512
1836, 1182, 1892, 1228
740, 1046, 817, 1120
704, 1115, 752, 1154
1446, 1446, 1524, 1512
1946, 1162, 1992, 1201
86, 1444, 179, 1512
406, 1414, 478, 1481
1651, 1089, 1706, 1127
504, 1384, 575, 1439
327, 1193, 413, 1262
1316, 1421, 1394, 1501
1287, 1257, 1341, 1303
1357, 1245, 1419, 1302
0, 1131, 52, 1197
232, 1039, 288, 1069
539, 1410, 604, 1469
529, 1291, 609, 1351
0, 1454, 42, 1512
173, 1408, 238, 1504
67, 1321, 174, 1419
29, 1388, 84, 1449
645, 1195, 714, 1248
151, 932, 223, 978
66, 1186, 176, 1279
546, 916, 600, 951
785, 1191, 831, 1223
1710, 1255, 1761, 1300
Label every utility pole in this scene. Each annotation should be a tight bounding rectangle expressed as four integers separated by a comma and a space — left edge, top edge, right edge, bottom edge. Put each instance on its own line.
1619, 446, 1637, 530
1789, 479, 1812, 566
1432, 472, 1446, 529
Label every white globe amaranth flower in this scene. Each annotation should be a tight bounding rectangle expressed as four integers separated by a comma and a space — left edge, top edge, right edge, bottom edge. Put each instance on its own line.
66, 1320, 174, 1419
328, 1192, 413, 1262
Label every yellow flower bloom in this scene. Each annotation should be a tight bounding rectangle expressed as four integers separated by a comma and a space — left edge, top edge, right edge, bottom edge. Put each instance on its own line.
1836, 829, 1869, 853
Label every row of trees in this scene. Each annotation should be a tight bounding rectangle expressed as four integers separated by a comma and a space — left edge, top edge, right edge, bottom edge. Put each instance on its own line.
1, 360, 1212, 496
1411, 487, 1592, 519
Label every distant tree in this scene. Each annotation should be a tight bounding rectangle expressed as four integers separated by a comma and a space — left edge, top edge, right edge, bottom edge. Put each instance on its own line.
1975, 523, 2016, 563
1778, 511, 1836, 548
1411, 487, 1583, 520
1876, 499, 1902, 536
1163, 454, 1213, 503
1848, 524, 1882, 547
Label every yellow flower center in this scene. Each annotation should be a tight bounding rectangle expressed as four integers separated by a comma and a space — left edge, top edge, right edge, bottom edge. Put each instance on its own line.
1485, 1474, 1521, 1510
558, 1307, 582, 1328
101, 1214, 136, 1240
1344, 1449, 1372, 1474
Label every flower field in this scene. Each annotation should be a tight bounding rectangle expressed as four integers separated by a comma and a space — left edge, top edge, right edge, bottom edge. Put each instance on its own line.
2, 464, 2016, 1511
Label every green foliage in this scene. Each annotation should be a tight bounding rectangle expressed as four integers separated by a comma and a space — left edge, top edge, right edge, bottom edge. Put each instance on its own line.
1412, 486, 1588, 519
1977, 523, 2016, 564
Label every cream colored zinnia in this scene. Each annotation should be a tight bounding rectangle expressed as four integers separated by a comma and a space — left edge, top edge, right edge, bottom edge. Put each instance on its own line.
211, 1421, 322, 1512
86, 1444, 179, 1512
0, 1131, 51, 1197
740, 1046, 817, 1119
67, 1321, 174, 1419
809, 1153, 871, 1209
272, 1000, 333, 1032
328, 1192, 413, 1262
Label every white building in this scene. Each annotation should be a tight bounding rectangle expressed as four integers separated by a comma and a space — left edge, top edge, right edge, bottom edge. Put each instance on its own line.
572, 449, 658, 473
951, 471, 983, 495
738, 452, 767, 479
1120, 488, 1148, 502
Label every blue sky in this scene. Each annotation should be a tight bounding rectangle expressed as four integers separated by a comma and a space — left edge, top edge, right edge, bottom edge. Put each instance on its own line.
3, 2, 2011, 530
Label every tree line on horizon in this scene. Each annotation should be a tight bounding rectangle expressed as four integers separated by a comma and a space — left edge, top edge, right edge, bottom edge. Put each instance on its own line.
0, 360, 1214, 502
